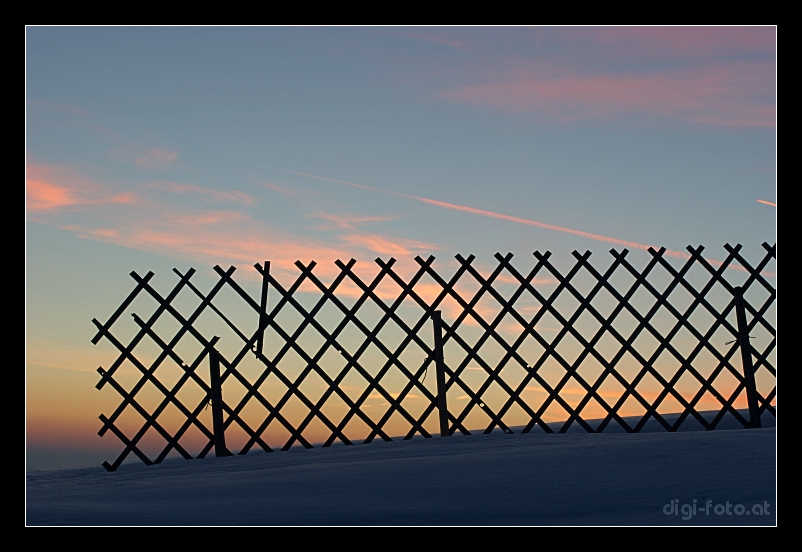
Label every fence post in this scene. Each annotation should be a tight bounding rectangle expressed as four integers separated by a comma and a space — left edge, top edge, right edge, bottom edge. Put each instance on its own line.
432, 310, 450, 437
209, 344, 228, 455
256, 261, 270, 356
733, 287, 761, 429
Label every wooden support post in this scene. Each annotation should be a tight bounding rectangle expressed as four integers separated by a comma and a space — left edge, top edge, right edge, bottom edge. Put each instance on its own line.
209, 345, 228, 455
256, 261, 270, 356
432, 310, 449, 437
733, 287, 761, 429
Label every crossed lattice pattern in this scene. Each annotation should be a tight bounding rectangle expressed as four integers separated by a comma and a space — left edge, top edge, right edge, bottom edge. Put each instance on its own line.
92, 244, 776, 470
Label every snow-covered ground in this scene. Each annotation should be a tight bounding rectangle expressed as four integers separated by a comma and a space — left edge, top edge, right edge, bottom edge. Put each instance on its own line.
26, 413, 775, 526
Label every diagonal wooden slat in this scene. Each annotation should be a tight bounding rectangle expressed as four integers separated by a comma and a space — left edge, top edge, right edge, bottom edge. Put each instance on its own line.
91, 271, 154, 345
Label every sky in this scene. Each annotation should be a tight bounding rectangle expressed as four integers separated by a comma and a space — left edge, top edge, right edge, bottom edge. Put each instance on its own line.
25, 26, 776, 469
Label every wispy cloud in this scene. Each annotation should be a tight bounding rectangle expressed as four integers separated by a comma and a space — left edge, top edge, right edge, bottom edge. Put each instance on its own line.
756, 199, 776, 207
310, 212, 400, 231
26, 163, 136, 212
150, 181, 253, 204
27, 179, 76, 211
61, 210, 355, 280
90, 125, 183, 171
29, 165, 442, 285
309, 212, 438, 259
393, 27, 777, 129
341, 234, 439, 257
439, 61, 775, 128
29, 164, 448, 285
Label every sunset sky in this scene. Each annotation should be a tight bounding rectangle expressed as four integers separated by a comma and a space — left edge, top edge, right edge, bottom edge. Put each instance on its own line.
25, 27, 776, 468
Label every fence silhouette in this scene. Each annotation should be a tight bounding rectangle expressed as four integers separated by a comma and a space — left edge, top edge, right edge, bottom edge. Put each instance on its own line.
92, 243, 776, 471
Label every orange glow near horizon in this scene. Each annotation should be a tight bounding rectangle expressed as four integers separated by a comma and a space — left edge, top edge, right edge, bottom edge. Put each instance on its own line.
28, 324, 776, 455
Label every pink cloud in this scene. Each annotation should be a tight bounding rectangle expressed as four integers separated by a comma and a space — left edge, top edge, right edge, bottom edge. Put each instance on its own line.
26, 163, 136, 212
26, 179, 75, 211
756, 199, 776, 207
65, 211, 351, 279
29, 165, 447, 285
56, 204, 442, 285
310, 212, 438, 259
440, 61, 775, 128
341, 233, 439, 257
311, 212, 400, 230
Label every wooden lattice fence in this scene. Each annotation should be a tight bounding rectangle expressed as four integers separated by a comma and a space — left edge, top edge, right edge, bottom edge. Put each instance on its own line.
92, 243, 776, 471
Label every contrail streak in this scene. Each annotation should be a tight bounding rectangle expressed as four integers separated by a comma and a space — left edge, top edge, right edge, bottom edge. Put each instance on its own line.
757, 199, 776, 207
269, 167, 773, 274
412, 196, 690, 257
271, 168, 693, 258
